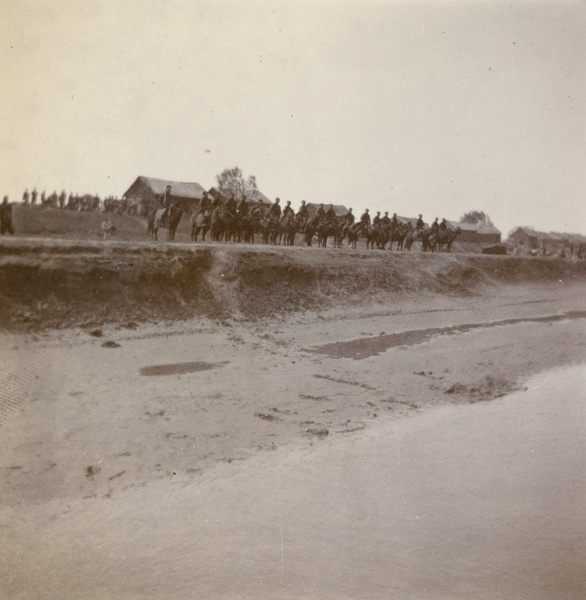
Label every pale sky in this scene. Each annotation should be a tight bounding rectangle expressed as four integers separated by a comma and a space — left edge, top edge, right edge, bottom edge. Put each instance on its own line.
1, 0, 585, 236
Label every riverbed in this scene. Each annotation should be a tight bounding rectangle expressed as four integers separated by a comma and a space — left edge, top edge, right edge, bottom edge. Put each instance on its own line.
1, 285, 585, 599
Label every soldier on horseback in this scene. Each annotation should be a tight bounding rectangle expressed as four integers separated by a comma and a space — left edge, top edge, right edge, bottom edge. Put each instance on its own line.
252, 199, 265, 218
325, 204, 336, 222
283, 200, 294, 218
344, 207, 355, 228
160, 185, 173, 226
297, 200, 308, 219
268, 197, 282, 222
360, 209, 371, 233
237, 195, 249, 217
315, 204, 325, 223
225, 193, 237, 218
201, 191, 212, 210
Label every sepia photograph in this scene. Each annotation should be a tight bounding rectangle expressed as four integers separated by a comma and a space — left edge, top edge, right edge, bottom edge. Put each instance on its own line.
1, 1, 585, 598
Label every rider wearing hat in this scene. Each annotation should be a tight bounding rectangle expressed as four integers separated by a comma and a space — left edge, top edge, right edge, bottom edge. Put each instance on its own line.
283, 200, 294, 218
269, 197, 282, 220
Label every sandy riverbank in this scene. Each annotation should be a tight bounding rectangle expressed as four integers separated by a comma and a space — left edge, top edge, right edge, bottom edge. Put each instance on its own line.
1, 280, 585, 598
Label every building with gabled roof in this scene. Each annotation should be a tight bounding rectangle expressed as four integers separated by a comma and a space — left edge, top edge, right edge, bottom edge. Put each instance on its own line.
245, 189, 273, 205
306, 203, 349, 218
207, 187, 273, 206
123, 176, 206, 212
447, 220, 501, 244
507, 227, 540, 248
397, 216, 426, 229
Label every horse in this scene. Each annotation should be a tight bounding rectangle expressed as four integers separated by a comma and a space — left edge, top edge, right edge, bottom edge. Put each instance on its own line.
364, 224, 387, 250
316, 219, 333, 247
420, 228, 438, 252
303, 217, 319, 246
388, 223, 408, 251
331, 217, 346, 248
279, 213, 298, 246
191, 207, 212, 242
258, 215, 279, 245
437, 227, 462, 252
149, 202, 189, 241
209, 206, 229, 242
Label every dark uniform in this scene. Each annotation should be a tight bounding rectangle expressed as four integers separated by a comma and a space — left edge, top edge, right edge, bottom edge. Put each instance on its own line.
416, 215, 424, 230
297, 201, 309, 219
237, 197, 249, 216
160, 185, 173, 225
252, 200, 265, 218
200, 192, 212, 210
430, 218, 439, 235
326, 205, 336, 221
439, 219, 448, 232
390, 213, 399, 228
160, 185, 172, 208
381, 212, 391, 226
225, 194, 237, 216
345, 208, 355, 226
0, 197, 14, 235
269, 198, 282, 219
283, 201, 294, 218
360, 210, 371, 225
372, 212, 382, 227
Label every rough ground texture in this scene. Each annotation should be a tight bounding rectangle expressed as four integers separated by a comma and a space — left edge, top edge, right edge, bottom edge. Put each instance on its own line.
1, 236, 585, 331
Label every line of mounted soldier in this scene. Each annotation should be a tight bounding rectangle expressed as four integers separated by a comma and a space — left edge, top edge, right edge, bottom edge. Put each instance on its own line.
20, 188, 138, 215
152, 185, 461, 252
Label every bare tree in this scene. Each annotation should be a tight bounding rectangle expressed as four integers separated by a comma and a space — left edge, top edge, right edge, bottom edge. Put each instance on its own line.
460, 210, 494, 227
216, 167, 258, 200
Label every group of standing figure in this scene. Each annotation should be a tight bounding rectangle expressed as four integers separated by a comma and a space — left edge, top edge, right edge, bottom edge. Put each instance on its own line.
20, 188, 125, 213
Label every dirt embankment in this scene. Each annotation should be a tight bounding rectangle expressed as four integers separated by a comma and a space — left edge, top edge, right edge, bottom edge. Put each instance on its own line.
1, 239, 585, 330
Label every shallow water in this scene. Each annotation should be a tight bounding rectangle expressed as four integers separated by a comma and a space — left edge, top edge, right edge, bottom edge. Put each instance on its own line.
309, 311, 586, 359
168, 362, 586, 600
140, 360, 228, 376
134, 363, 586, 600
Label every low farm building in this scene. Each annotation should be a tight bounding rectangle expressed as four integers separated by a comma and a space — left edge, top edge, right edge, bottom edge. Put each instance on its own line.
306, 203, 349, 218
190, 186, 273, 207
446, 221, 502, 245
123, 176, 206, 213
244, 190, 273, 206
507, 227, 586, 257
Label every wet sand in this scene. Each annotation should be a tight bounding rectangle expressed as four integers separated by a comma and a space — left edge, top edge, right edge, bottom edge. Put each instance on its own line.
1, 282, 585, 599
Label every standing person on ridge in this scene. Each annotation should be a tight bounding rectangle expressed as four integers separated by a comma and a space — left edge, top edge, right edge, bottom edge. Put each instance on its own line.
0, 196, 14, 235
